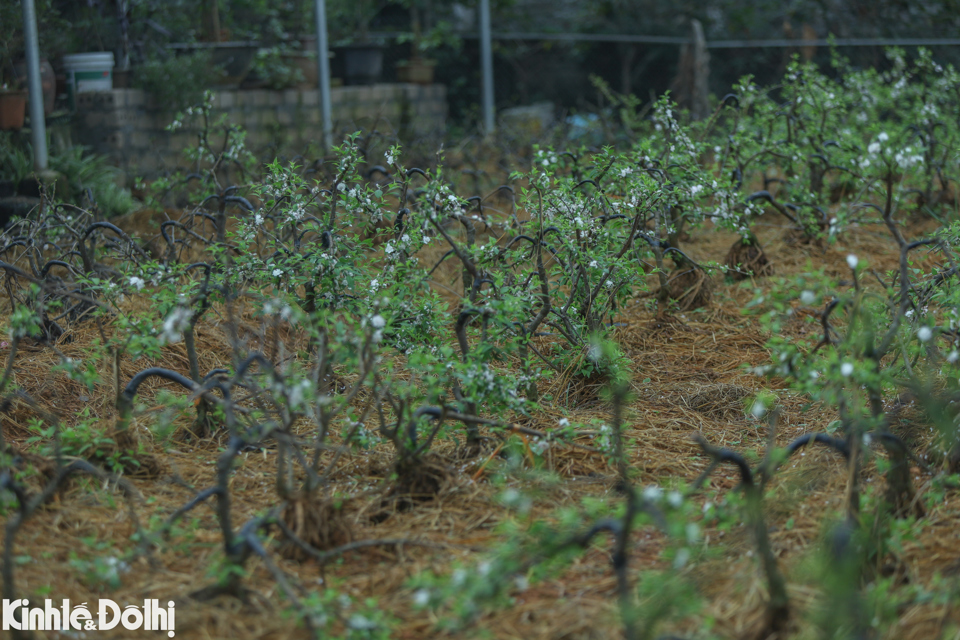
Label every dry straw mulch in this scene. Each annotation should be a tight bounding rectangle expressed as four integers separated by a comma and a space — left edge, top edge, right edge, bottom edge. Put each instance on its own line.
1, 212, 958, 640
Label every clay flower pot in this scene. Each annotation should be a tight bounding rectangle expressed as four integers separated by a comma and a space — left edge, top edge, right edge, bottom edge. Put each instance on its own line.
0, 89, 28, 130
10, 58, 56, 115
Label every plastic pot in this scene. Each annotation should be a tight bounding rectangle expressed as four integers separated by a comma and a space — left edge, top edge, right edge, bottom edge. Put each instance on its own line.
334, 44, 383, 86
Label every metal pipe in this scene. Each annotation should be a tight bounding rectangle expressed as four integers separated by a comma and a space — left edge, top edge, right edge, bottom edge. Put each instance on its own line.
479, 0, 494, 136
20, 0, 48, 171
314, 0, 333, 151
367, 30, 960, 49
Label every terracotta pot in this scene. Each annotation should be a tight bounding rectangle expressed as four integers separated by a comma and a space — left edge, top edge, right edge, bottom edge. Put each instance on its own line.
0, 90, 28, 130
10, 58, 56, 115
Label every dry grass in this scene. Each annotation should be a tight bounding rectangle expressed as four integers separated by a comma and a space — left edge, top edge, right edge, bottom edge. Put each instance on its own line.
1, 210, 959, 640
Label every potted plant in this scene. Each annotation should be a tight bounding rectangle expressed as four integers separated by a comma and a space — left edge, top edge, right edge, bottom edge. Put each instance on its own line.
0, 3, 27, 130
0, 82, 28, 131
395, 0, 436, 85
330, 0, 386, 86
9, 58, 56, 115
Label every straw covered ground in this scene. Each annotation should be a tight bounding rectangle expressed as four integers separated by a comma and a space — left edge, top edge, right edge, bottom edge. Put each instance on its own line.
2, 208, 959, 640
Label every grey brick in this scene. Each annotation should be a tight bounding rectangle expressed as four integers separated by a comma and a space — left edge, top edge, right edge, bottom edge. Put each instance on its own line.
126, 90, 146, 107
251, 91, 269, 107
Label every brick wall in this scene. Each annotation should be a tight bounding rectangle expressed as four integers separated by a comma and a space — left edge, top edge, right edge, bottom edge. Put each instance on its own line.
73, 85, 447, 178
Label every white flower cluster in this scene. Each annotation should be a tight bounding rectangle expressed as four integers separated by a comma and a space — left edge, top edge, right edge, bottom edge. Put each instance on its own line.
263, 298, 294, 321
536, 148, 558, 168
285, 378, 312, 409
530, 437, 550, 455
591, 423, 613, 452
367, 314, 386, 342
160, 306, 192, 344
920, 102, 939, 124
893, 146, 925, 169
286, 201, 307, 223
652, 103, 699, 161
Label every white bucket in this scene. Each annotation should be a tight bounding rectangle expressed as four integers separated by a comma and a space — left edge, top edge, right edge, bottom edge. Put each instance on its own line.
63, 52, 114, 102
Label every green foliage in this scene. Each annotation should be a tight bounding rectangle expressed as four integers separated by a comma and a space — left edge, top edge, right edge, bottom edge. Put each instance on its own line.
0, 133, 32, 183
48, 144, 137, 217
134, 50, 223, 111
68, 553, 130, 592
250, 46, 306, 90
10, 49, 960, 640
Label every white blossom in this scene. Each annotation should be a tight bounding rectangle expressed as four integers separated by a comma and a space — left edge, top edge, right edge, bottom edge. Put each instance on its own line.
128, 276, 145, 291
846, 254, 859, 270
918, 327, 933, 342
160, 307, 192, 344
841, 362, 855, 377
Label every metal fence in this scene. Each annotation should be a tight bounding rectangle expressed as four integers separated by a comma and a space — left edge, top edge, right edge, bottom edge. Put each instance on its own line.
373, 28, 960, 134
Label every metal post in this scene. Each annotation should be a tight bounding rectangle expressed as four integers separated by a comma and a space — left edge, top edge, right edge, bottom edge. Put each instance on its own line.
314, 0, 333, 151
21, 0, 48, 171
479, 0, 495, 136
